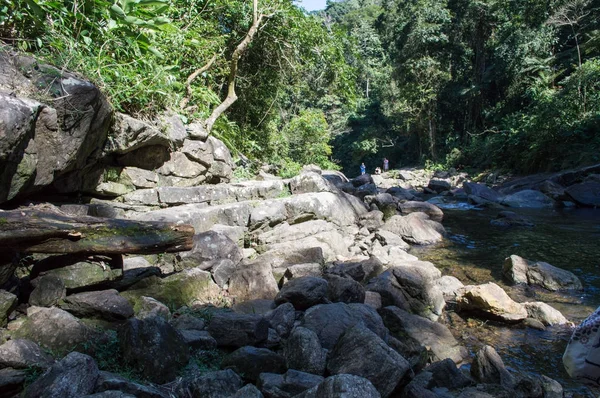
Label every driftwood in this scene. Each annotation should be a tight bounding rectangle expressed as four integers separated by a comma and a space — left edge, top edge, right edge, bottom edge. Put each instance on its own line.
0, 206, 194, 254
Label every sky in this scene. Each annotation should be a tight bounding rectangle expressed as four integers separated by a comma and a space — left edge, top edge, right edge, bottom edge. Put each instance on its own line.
294, 0, 327, 11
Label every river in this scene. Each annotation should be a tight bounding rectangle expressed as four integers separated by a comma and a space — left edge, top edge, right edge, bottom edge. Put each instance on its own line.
411, 204, 600, 396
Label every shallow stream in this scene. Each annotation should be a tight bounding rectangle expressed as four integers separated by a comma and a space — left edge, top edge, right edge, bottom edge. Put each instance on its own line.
411, 204, 600, 395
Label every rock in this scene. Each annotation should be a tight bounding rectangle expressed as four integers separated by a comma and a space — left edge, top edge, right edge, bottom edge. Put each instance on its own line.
211, 259, 237, 288
325, 274, 366, 304
456, 282, 528, 322
281, 263, 323, 284
136, 296, 170, 320
23, 352, 99, 398
12, 307, 95, 353
374, 229, 412, 251
565, 182, 600, 207
364, 291, 382, 309
177, 231, 242, 270
0, 339, 54, 370
258, 369, 324, 398
386, 336, 428, 375
285, 327, 327, 375
157, 152, 205, 178
386, 186, 417, 201
175, 369, 243, 398
82, 392, 136, 398
522, 302, 570, 325
207, 312, 269, 347
256, 248, 325, 272
427, 179, 452, 193
229, 261, 280, 302
265, 303, 296, 338
275, 277, 328, 310
463, 182, 502, 203
326, 256, 383, 283
398, 201, 444, 222
471, 345, 516, 388
503, 255, 583, 291
433, 275, 464, 300
28, 275, 66, 307
119, 316, 190, 383
300, 303, 387, 350
327, 325, 410, 398
107, 113, 169, 155
490, 211, 534, 227
363, 193, 398, 219
380, 306, 468, 364
233, 384, 264, 398
355, 183, 378, 200
501, 190, 555, 208
295, 374, 381, 398
382, 213, 445, 245
94, 371, 168, 398
233, 299, 276, 315
540, 375, 563, 398
221, 346, 286, 382
0, 290, 16, 327
171, 313, 205, 331
250, 201, 288, 231
59, 289, 133, 321
351, 174, 374, 187
180, 330, 218, 350
408, 358, 473, 391
0, 368, 26, 398
290, 172, 339, 194
359, 211, 385, 232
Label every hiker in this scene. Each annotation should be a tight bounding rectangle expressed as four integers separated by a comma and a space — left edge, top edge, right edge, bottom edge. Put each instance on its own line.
360, 163, 366, 175
383, 158, 389, 172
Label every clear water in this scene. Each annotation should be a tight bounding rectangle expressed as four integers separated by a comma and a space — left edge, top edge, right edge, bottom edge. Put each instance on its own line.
411, 205, 600, 395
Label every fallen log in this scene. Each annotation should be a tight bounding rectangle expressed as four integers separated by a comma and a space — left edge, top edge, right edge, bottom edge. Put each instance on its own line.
0, 205, 194, 254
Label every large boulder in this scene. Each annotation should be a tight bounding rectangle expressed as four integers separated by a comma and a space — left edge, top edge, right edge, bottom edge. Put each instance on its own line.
471, 345, 515, 388
503, 255, 583, 291
28, 275, 66, 307
207, 312, 269, 347
382, 213, 445, 245
229, 261, 280, 302
327, 325, 410, 398
275, 277, 329, 310
59, 289, 134, 321
174, 369, 243, 398
221, 346, 286, 382
565, 181, 600, 207
456, 282, 528, 322
0, 290, 16, 327
0, 339, 54, 370
325, 274, 366, 304
463, 182, 502, 203
500, 189, 555, 208
285, 327, 327, 375
0, 368, 26, 398
118, 316, 190, 384
94, 371, 168, 398
258, 369, 324, 398
290, 172, 339, 194
522, 302, 570, 326
294, 374, 381, 398
177, 231, 243, 270
326, 256, 384, 283
23, 352, 99, 398
380, 306, 468, 364
398, 201, 444, 222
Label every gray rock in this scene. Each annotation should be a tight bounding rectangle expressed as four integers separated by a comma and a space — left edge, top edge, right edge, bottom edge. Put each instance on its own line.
178, 231, 243, 270
0, 290, 16, 327
289, 172, 339, 194
233, 383, 264, 397
471, 345, 515, 388
229, 261, 280, 302
456, 283, 528, 322
380, 306, 468, 364
171, 313, 205, 331
136, 296, 170, 320
382, 213, 444, 245
503, 255, 583, 291
285, 327, 327, 375
94, 371, 168, 398
12, 307, 96, 354
60, 289, 133, 321
258, 369, 324, 398
233, 299, 276, 315
221, 346, 286, 382
408, 358, 473, 391
28, 275, 66, 307
427, 179, 452, 193
565, 181, 600, 207
207, 312, 269, 347
175, 369, 243, 398
210, 259, 237, 289
119, 316, 190, 383
398, 201, 444, 222
324, 274, 365, 304
327, 325, 410, 398
433, 275, 464, 300
300, 303, 387, 350
250, 201, 288, 231
179, 330, 218, 350
351, 174, 375, 187
401, 383, 437, 398
265, 303, 296, 338
157, 152, 206, 178
0, 368, 26, 398
522, 302, 569, 325
374, 230, 410, 251
122, 167, 159, 189
282, 264, 324, 283
386, 335, 428, 374
275, 277, 328, 310
540, 375, 563, 398
501, 189, 555, 208
24, 352, 99, 398
326, 256, 383, 283
386, 186, 417, 201
463, 182, 502, 203
295, 374, 381, 398
359, 210, 385, 232
82, 392, 136, 398
363, 193, 398, 218
490, 211, 534, 227
107, 113, 169, 155
0, 339, 54, 370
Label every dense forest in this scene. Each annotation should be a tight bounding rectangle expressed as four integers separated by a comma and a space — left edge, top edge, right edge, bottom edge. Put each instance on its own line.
1, 0, 599, 176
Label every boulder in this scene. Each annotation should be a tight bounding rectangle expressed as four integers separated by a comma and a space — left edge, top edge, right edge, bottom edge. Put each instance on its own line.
300, 303, 387, 350
456, 282, 528, 322
179, 330, 218, 350
0, 368, 26, 398
380, 306, 468, 364
221, 346, 286, 382
28, 275, 66, 307
359, 211, 385, 232
211, 259, 237, 288
501, 189, 555, 208
522, 302, 570, 326
324, 274, 366, 304
386, 186, 417, 201
285, 327, 327, 375
463, 182, 502, 203
327, 325, 410, 398
119, 316, 190, 383
258, 370, 324, 398
363, 193, 398, 218
471, 345, 515, 388
407, 358, 473, 392
250, 201, 288, 231
427, 179, 452, 193
398, 201, 444, 222
355, 183, 378, 200
177, 231, 242, 270
503, 255, 583, 291
565, 182, 600, 207
351, 174, 374, 187
171, 313, 206, 331
229, 261, 280, 302
326, 256, 383, 283
59, 289, 134, 321
289, 172, 339, 194
233, 299, 276, 315
207, 312, 269, 347
382, 213, 444, 245
94, 371, 168, 398
265, 303, 296, 338
374, 229, 411, 251
275, 277, 328, 310
233, 384, 264, 398
174, 369, 243, 398
12, 307, 95, 354
0, 339, 54, 370
23, 352, 99, 398
433, 275, 464, 300
294, 374, 381, 398
135, 296, 170, 320
0, 290, 16, 327
490, 211, 534, 227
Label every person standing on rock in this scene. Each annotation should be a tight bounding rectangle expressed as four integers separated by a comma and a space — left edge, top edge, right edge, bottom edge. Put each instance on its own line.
360, 163, 366, 175
383, 158, 389, 172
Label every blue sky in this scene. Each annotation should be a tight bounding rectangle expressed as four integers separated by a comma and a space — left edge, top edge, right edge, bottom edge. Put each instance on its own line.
295, 0, 327, 11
